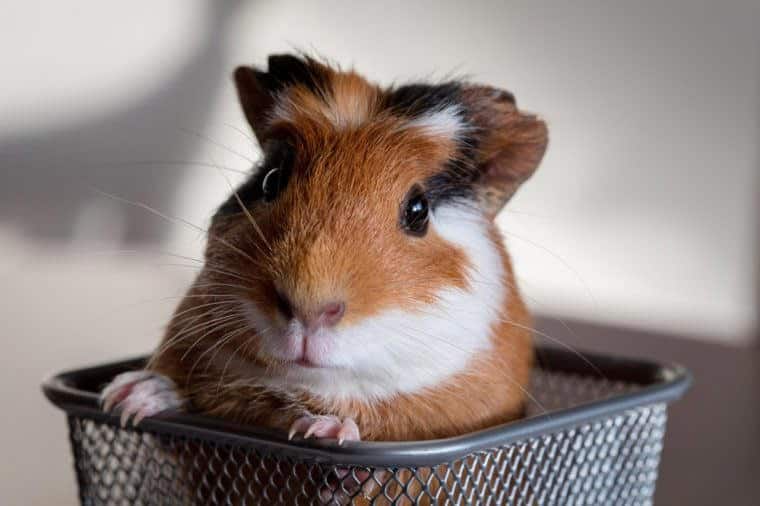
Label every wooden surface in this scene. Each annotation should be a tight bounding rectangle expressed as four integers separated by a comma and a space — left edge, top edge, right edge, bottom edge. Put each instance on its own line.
536, 316, 760, 506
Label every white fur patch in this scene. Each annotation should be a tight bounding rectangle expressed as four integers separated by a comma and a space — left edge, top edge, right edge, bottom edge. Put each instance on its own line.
269, 94, 466, 140
234, 204, 506, 402
324, 93, 372, 130
406, 104, 467, 141
268, 90, 372, 131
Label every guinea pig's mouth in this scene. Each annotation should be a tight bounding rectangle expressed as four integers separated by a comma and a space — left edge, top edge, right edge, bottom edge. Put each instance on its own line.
267, 354, 342, 371
281, 332, 344, 370
257, 327, 343, 371
240, 297, 347, 370
292, 357, 327, 369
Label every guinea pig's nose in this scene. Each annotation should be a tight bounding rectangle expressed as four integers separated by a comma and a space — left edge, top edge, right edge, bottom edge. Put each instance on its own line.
275, 289, 345, 330
301, 301, 345, 333
314, 301, 345, 328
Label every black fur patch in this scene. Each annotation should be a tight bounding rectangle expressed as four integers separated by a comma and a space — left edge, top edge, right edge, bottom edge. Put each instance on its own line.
424, 132, 480, 208
213, 139, 295, 219
254, 54, 330, 97
226, 61, 485, 216
214, 173, 263, 218
386, 82, 481, 207
385, 82, 462, 118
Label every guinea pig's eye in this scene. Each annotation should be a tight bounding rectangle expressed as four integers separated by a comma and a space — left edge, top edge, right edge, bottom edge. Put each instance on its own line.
261, 167, 287, 202
401, 185, 429, 236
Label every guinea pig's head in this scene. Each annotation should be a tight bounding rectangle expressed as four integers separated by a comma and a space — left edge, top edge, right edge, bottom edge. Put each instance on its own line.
202, 54, 547, 400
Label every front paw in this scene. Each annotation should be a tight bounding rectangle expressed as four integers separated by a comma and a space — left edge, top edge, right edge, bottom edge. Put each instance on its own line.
100, 370, 183, 427
288, 414, 361, 445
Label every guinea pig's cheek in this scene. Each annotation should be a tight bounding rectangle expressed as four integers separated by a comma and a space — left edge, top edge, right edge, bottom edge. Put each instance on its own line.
240, 299, 273, 332
240, 299, 293, 359
265, 322, 304, 361
326, 324, 379, 368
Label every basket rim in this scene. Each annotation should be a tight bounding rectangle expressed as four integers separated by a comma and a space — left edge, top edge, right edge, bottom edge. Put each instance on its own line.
42, 345, 690, 467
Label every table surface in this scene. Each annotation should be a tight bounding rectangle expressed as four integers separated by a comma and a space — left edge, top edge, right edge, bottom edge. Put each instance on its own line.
536, 316, 760, 506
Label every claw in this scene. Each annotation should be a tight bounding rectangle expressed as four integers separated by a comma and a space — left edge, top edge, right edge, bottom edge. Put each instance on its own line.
100, 371, 183, 427
101, 370, 151, 412
337, 417, 360, 445
288, 414, 361, 445
288, 416, 313, 440
120, 407, 134, 428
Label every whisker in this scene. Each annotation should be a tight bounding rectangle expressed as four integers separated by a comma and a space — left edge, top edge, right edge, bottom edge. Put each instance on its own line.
63, 248, 206, 264
223, 122, 256, 144
191, 281, 255, 292
179, 127, 254, 163
156, 263, 263, 286
104, 160, 248, 175
470, 274, 591, 364
182, 322, 250, 387
164, 306, 237, 340
148, 309, 218, 368
83, 293, 246, 328
501, 228, 596, 308
492, 317, 605, 380
215, 327, 269, 394
169, 300, 243, 324
91, 188, 262, 268
199, 265, 264, 285
190, 324, 252, 381
209, 153, 273, 255
500, 207, 556, 220
155, 309, 241, 361
156, 262, 255, 281
180, 311, 247, 362
414, 286, 605, 380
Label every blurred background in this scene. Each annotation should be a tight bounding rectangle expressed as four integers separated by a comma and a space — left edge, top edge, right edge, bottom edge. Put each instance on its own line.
1, 1, 757, 504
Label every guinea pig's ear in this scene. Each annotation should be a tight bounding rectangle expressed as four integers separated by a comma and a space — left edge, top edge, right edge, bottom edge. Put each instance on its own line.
234, 54, 330, 141
233, 65, 273, 141
461, 86, 548, 218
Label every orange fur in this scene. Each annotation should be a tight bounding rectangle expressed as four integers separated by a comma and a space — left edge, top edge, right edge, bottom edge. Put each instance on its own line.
147, 55, 545, 443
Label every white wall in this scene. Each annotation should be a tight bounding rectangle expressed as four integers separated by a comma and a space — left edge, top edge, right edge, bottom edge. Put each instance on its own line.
4, 1, 756, 344
0, 2, 757, 503
184, 0, 760, 342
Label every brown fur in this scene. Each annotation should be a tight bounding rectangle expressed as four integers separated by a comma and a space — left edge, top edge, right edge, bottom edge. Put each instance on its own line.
147, 55, 545, 444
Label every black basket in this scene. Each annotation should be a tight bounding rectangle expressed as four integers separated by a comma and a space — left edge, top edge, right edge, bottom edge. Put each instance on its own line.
43, 346, 690, 505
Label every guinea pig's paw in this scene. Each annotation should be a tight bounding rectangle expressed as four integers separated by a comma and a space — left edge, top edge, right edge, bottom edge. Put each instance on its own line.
100, 370, 183, 427
288, 414, 361, 445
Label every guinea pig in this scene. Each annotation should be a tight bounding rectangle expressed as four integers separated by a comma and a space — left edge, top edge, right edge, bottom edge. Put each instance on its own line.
101, 54, 548, 444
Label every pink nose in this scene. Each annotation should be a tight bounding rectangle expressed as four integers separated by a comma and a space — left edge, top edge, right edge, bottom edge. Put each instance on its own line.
275, 291, 345, 330
310, 301, 345, 329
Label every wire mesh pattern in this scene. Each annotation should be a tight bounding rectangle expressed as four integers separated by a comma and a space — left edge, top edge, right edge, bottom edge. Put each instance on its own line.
64, 368, 669, 505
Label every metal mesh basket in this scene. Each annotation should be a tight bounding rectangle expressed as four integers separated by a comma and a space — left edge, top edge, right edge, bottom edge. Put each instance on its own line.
43, 347, 689, 505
